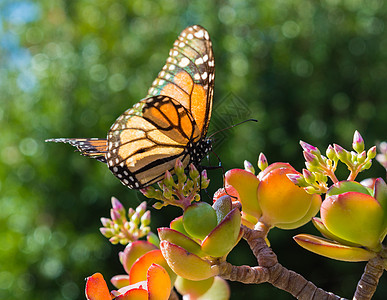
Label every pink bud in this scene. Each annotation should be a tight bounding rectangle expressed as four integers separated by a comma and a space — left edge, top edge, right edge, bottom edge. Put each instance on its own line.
302, 168, 316, 183
164, 170, 173, 181
326, 144, 336, 160
111, 197, 124, 211
141, 211, 151, 225
300, 141, 318, 153
303, 151, 317, 164
110, 209, 121, 221
367, 146, 377, 159
99, 227, 113, 238
244, 160, 255, 174
100, 217, 112, 227
258, 153, 268, 171
189, 164, 200, 179
287, 173, 302, 185
333, 144, 348, 161
352, 130, 364, 153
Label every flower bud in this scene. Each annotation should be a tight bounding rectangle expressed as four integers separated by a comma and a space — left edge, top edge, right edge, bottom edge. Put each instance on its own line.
305, 161, 318, 172
367, 146, 376, 159
100, 217, 112, 227
244, 160, 255, 174
258, 153, 268, 171
304, 186, 319, 194
184, 179, 194, 192
326, 144, 336, 160
357, 151, 367, 164
333, 144, 350, 162
163, 170, 175, 187
174, 159, 185, 176
189, 164, 200, 180
153, 202, 164, 210
136, 201, 147, 215
141, 186, 157, 198
100, 227, 114, 238
201, 170, 210, 189
302, 169, 316, 184
300, 141, 319, 154
352, 130, 364, 153
111, 197, 124, 211
128, 207, 135, 219
287, 173, 308, 187
141, 210, 151, 226
109, 236, 120, 244
163, 186, 173, 199
131, 212, 141, 225
110, 209, 121, 222
303, 151, 318, 165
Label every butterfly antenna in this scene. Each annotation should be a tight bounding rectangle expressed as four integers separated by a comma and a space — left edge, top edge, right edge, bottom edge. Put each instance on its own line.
208, 118, 258, 139
209, 149, 238, 200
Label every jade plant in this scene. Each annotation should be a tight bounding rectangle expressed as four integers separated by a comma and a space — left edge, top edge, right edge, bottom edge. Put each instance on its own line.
84, 131, 386, 300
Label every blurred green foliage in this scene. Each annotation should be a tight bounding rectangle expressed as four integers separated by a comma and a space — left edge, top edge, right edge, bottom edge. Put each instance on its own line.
1, 0, 386, 299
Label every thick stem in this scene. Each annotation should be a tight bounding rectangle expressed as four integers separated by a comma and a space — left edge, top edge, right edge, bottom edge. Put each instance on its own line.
353, 257, 384, 300
217, 261, 269, 283
239, 226, 346, 299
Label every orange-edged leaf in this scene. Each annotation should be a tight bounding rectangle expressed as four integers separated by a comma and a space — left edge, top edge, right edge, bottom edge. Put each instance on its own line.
312, 218, 363, 247
201, 208, 242, 257
257, 162, 296, 180
174, 276, 214, 298
326, 180, 372, 196
225, 169, 261, 219
195, 276, 230, 300
120, 241, 159, 274
257, 167, 314, 226
111, 275, 130, 289
115, 288, 148, 300
160, 240, 216, 281
129, 250, 175, 286
321, 192, 384, 250
294, 234, 376, 262
158, 227, 204, 257
85, 273, 112, 300
170, 216, 190, 236
147, 264, 171, 300
374, 178, 387, 240
275, 193, 321, 230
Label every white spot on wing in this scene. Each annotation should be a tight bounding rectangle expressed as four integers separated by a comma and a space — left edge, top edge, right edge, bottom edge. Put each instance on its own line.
194, 30, 204, 38
195, 57, 203, 65
179, 57, 190, 68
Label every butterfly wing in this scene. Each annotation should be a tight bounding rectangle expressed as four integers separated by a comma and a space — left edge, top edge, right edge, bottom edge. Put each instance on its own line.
45, 138, 107, 162
106, 95, 201, 188
46, 25, 215, 190
147, 25, 215, 137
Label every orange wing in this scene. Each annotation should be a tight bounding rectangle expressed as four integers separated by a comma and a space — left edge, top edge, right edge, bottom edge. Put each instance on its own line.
147, 25, 215, 137
106, 95, 201, 188
46, 25, 215, 190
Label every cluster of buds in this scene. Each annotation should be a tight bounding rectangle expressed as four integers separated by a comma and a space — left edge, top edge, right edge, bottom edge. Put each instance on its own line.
141, 160, 210, 210
288, 130, 377, 194
100, 197, 151, 245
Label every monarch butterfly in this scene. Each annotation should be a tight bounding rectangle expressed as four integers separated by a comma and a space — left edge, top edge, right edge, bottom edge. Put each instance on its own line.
46, 25, 215, 189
